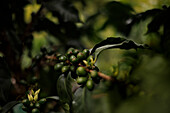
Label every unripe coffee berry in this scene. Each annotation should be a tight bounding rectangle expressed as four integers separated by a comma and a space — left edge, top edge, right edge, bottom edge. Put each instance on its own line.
86, 79, 94, 91
76, 67, 87, 76
76, 77, 87, 85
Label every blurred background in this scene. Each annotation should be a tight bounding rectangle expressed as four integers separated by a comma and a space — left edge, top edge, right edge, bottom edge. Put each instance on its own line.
0, 0, 170, 113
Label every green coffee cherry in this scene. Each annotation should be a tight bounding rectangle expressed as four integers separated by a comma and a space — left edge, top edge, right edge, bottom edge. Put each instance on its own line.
73, 49, 79, 55
67, 47, 74, 53
30, 103, 34, 108
61, 66, 70, 74
19, 80, 27, 85
54, 63, 63, 71
35, 102, 40, 108
60, 62, 65, 65
31, 76, 38, 84
32, 108, 40, 113
70, 55, 76, 59
67, 48, 74, 56
59, 55, 67, 61
82, 49, 89, 58
56, 53, 62, 58
70, 55, 77, 64
70, 65, 76, 72
77, 52, 85, 61
86, 79, 94, 91
22, 99, 30, 107
76, 77, 87, 85
76, 67, 87, 76
90, 70, 98, 78
39, 98, 46, 104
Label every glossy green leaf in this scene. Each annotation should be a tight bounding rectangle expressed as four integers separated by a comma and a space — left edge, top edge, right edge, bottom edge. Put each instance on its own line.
13, 103, 26, 113
57, 74, 73, 104
72, 87, 86, 113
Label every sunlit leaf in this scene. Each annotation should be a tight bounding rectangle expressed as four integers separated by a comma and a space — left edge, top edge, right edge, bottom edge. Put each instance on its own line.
43, 0, 80, 22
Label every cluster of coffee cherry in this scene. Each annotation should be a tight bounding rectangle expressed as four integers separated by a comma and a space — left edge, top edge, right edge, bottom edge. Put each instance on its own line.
54, 48, 101, 90
22, 89, 46, 113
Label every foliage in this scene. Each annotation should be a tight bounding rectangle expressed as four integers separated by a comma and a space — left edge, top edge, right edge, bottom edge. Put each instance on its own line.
0, 0, 170, 113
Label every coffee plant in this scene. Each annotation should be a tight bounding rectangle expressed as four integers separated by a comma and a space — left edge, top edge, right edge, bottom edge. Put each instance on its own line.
1, 0, 170, 113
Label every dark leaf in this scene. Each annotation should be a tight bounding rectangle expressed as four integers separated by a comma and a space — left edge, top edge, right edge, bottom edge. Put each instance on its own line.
147, 7, 170, 34
90, 37, 147, 58
126, 8, 162, 36
6, 30, 23, 56
0, 57, 11, 104
2, 101, 19, 113
43, 0, 80, 22
147, 14, 164, 33
34, 18, 65, 42
100, 1, 134, 35
0, 0, 12, 30
129, 8, 161, 25
56, 74, 73, 104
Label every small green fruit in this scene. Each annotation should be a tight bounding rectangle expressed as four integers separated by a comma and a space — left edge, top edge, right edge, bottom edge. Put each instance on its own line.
39, 98, 46, 104
35, 102, 40, 108
70, 55, 77, 64
76, 67, 87, 76
54, 63, 63, 71
73, 49, 79, 55
60, 62, 65, 65
77, 52, 85, 60
82, 49, 89, 58
76, 77, 87, 85
59, 55, 67, 61
22, 99, 30, 107
30, 103, 34, 108
67, 47, 74, 53
70, 55, 76, 59
32, 108, 40, 113
56, 53, 62, 58
20, 80, 27, 85
86, 79, 94, 90
90, 70, 98, 78
70, 65, 76, 72
31, 76, 38, 83
61, 66, 70, 74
